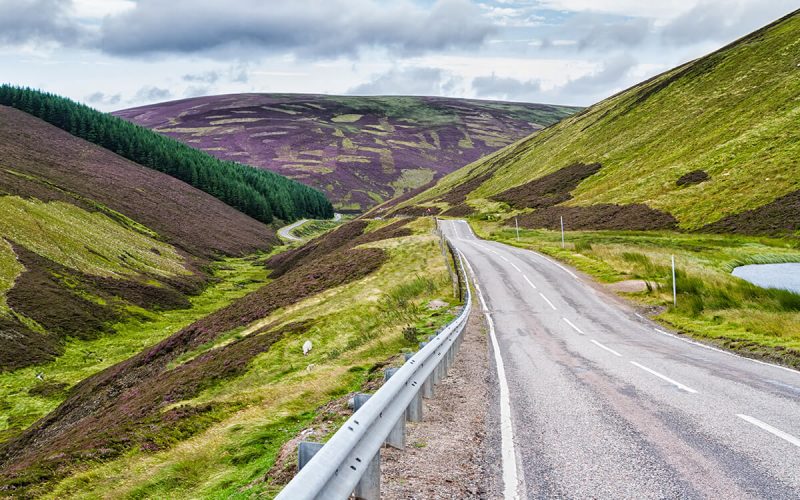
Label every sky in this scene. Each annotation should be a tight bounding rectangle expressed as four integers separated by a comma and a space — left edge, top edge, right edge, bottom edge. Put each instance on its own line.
1, 0, 797, 111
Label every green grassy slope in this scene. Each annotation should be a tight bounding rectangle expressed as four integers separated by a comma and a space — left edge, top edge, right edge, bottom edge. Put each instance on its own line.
397, 10, 800, 231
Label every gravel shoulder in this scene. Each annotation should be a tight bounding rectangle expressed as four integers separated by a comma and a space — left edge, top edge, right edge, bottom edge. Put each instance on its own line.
381, 306, 499, 499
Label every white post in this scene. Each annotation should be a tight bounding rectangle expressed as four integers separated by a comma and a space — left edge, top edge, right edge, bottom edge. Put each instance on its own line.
671, 255, 677, 307
515, 217, 519, 241
560, 216, 565, 249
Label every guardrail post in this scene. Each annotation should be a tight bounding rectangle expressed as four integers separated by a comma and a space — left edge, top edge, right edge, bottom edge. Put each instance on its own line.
297, 441, 324, 470
353, 451, 381, 500
383, 368, 405, 449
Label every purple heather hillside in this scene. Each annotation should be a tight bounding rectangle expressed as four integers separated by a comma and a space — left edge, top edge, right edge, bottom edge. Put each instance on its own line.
115, 94, 580, 210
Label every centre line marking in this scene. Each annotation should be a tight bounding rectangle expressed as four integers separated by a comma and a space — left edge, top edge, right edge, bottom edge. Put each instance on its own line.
499, 255, 511, 263
539, 292, 557, 310
562, 317, 585, 334
523, 275, 537, 290
510, 262, 521, 272
590, 339, 622, 357
630, 361, 698, 394
736, 414, 800, 448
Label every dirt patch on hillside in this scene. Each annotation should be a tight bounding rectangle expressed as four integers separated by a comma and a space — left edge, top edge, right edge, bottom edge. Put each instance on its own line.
516, 204, 678, 231
492, 162, 602, 209
392, 205, 441, 217
701, 189, 800, 235
676, 169, 709, 186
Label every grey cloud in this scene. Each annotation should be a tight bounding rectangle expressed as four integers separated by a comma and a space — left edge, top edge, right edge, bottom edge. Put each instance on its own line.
95, 0, 495, 58
575, 16, 651, 51
0, 0, 81, 46
472, 73, 541, 101
557, 53, 637, 95
132, 86, 172, 103
661, 1, 798, 45
182, 71, 220, 83
184, 85, 212, 98
86, 91, 121, 106
348, 67, 463, 96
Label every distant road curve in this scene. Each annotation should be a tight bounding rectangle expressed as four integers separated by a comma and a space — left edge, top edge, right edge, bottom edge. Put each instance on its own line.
278, 213, 341, 242
440, 219, 800, 499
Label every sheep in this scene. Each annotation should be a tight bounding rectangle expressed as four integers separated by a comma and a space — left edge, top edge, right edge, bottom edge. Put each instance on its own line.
302, 340, 313, 356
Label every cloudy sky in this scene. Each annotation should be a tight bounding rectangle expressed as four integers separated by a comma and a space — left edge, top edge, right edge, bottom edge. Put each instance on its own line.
1, 0, 797, 111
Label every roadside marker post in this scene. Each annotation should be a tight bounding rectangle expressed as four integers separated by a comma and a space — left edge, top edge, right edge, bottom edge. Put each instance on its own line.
560, 216, 565, 248
515, 217, 519, 241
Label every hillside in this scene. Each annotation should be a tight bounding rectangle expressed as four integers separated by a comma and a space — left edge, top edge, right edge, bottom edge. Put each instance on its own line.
0, 104, 276, 373
0, 86, 333, 223
116, 94, 580, 211
394, 10, 800, 233
0, 218, 460, 498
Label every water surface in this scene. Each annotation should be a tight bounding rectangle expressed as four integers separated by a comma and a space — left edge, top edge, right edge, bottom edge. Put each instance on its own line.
731, 263, 800, 294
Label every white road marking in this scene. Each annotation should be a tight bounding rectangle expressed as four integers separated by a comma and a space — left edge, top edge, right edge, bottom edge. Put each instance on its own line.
499, 255, 511, 263
461, 253, 521, 499
651, 327, 800, 376
737, 414, 800, 448
590, 339, 622, 357
523, 275, 537, 290
539, 292, 557, 310
630, 361, 698, 394
510, 262, 521, 272
562, 317, 585, 334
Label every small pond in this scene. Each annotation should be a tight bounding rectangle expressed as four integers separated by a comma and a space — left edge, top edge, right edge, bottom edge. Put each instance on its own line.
731, 263, 800, 294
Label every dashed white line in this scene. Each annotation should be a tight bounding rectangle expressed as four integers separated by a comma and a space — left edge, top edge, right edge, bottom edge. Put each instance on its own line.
461, 253, 521, 499
562, 317, 585, 334
736, 414, 800, 448
590, 339, 622, 357
539, 292, 557, 310
630, 361, 698, 394
510, 262, 521, 272
499, 255, 511, 263
523, 275, 537, 290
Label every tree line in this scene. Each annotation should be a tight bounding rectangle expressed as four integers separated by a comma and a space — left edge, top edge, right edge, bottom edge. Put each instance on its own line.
0, 85, 334, 223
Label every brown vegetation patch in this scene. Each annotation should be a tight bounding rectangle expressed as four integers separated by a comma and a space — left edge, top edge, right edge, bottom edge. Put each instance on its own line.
441, 203, 475, 217
435, 172, 492, 205
491, 162, 602, 209
516, 204, 678, 231
676, 169, 709, 186
2, 246, 200, 371
701, 190, 800, 235
392, 205, 441, 217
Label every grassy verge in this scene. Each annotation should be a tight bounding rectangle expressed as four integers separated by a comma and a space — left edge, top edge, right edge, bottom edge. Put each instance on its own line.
290, 217, 349, 240
43, 218, 459, 498
0, 256, 269, 443
469, 219, 800, 366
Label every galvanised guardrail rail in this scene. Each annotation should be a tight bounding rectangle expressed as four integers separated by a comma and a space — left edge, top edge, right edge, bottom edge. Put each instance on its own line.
275, 245, 471, 500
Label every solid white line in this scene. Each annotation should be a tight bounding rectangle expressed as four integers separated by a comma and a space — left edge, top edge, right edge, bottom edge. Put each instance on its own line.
539, 292, 557, 310
510, 262, 521, 272
562, 317, 585, 334
523, 275, 537, 290
651, 327, 800, 376
590, 339, 622, 357
737, 414, 800, 448
630, 361, 698, 394
461, 253, 520, 499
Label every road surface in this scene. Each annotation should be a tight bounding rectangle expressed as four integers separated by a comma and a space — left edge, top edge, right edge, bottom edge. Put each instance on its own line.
278, 213, 342, 242
440, 219, 800, 499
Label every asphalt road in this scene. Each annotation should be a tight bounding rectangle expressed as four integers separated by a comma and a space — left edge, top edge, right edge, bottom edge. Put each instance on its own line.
440, 219, 800, 499
278, 213, 342, 242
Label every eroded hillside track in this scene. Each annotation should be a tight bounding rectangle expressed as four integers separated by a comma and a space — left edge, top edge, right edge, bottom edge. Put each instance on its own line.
441, 219, 800, 498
